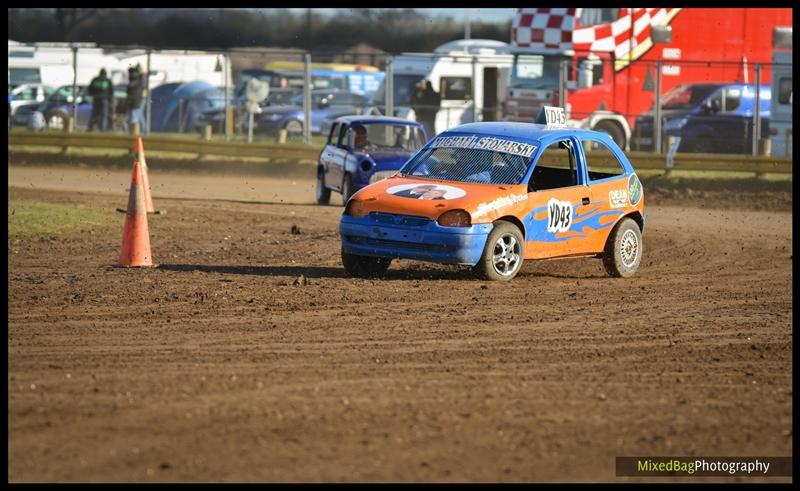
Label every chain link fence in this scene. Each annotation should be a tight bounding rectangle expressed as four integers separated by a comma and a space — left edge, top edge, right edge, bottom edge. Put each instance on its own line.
8, 41, 793, 157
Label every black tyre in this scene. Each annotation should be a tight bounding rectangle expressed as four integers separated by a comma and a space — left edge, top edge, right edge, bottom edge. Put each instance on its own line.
341, 248, 391, 277
688, 137, 716, 154
284, 119, 303, 134
594, 120, 625, 149
473, 221, 525, 281
342, 174, 355, 204
316, 168, 331, 205
602, 218, 643, 278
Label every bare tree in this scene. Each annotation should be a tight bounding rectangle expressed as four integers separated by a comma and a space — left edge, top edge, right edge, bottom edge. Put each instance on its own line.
54, 8, 103, 41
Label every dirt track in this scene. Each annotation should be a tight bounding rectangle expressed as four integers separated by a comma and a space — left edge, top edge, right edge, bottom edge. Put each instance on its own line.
7, 166, 793, 482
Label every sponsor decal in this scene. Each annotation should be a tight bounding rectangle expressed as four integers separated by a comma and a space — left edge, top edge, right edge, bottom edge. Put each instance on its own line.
628, 174, 642, 206
429, 135, 537, 158
472, 194, 529, 219
609, 189, 628, 208
387, 183, 466, 200
547, 198, 573, 233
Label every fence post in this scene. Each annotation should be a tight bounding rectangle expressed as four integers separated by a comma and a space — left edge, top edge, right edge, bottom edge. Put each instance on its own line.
654, 60, 662, 155
472, 55, 478, 122
145, 50, 152, 135
131, 122, 140, 136
71, 46, 78, 133
752, 64, 761, 157
385, 56, 394, 118
303, 53, 312, 145
224, 52, 230, 142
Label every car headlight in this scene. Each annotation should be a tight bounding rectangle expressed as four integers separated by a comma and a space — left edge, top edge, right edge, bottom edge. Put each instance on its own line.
664, 117, 688, 131
437, 209, 471, 227
344, 200, 369, 218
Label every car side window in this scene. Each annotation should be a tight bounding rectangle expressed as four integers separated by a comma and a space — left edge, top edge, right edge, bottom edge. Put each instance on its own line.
337, 124, 348, 147
584, 140, 625, 181
529, 139, 578, 192
327, 122, 340, 145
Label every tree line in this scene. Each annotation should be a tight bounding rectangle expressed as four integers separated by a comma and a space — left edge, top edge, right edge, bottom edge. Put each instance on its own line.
8, 8, 511, 54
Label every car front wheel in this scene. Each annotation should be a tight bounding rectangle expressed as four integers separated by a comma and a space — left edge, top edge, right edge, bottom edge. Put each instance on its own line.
602, 217, 643, 277
473, 221, 525, 281
316, 168, 331, 205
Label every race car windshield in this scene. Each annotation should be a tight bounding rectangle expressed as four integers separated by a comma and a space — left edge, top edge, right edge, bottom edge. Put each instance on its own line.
400, 146, 533, 185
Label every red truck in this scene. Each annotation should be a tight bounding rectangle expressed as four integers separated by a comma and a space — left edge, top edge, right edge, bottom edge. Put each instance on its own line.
503, 8, 793, 150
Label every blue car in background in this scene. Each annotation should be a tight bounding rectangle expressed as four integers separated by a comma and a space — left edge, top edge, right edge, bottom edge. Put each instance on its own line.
632, 83, 771, 154
149, 80, 231, 133
255, 90, 368, 136
316, 115, 427, 204
38, 84, 128, 131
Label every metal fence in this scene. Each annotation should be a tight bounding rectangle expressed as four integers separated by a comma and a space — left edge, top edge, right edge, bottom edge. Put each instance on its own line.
8, 41, 794, 158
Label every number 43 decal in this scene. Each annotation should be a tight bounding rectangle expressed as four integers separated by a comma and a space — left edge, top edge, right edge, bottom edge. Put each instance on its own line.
547, 198, 573, 233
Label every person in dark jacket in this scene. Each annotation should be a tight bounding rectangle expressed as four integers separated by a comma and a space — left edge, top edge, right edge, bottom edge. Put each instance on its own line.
417, 80, 440, 138
127, 64, 146, 132
88, 68, 114, 132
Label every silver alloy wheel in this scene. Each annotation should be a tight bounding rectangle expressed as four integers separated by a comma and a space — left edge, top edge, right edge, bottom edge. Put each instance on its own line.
49, 114, 64, 129
492, 233, 521, 276
620, 229, 640, 268
285, 120, 302, 133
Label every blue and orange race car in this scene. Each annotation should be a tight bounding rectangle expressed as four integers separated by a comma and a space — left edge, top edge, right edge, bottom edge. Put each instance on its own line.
339, 107, 645, 281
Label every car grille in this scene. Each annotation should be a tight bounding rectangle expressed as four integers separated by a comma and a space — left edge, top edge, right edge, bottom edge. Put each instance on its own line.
369, 170, 397, 184
369, 212, 431, 227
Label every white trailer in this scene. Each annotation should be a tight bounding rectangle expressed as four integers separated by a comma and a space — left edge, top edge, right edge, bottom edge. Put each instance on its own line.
8, 42, 126, 88
374, 39, 513, 135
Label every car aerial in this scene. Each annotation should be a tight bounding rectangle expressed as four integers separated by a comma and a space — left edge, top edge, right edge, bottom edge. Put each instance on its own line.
339, 107, 645, 281
253, 89, 367, 136
632, 82, 771, 154
317, 115, 428, 204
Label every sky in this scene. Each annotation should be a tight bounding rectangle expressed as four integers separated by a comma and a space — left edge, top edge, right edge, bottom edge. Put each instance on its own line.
259, 8, 517, 24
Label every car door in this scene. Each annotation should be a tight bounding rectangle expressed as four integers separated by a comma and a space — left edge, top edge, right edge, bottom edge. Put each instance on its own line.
523, 137, 597, 259
326, 123, 350, 190
320, 122, 340, 187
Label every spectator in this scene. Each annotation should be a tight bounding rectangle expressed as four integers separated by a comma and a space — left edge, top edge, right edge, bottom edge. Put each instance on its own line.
418, 80, 440, 138
127, 64, 146, 133
88, 68, 114, 132
409, 80, 425, 126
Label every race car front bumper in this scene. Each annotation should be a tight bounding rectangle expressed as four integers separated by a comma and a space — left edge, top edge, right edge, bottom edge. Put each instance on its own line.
340, 213, 492, 266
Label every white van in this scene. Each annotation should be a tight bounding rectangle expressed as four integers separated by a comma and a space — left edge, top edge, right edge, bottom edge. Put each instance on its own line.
8, 43, 126, 88
369, 39, 513, 135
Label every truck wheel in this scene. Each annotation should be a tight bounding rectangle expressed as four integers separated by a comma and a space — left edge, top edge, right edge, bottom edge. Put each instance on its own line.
595, 121, 625, 149
602, 218, 642, 278
342, 174, 355, 204
341, 248, 391, 277
473, 221, 524, 281
316, 168, 331, 205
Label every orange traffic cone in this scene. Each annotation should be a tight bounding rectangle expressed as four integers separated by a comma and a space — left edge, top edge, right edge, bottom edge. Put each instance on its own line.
135, 136, 164, 215
118, 161, 155, 267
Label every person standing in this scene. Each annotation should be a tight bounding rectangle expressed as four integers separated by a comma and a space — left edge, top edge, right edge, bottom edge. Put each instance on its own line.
88, 68, 113, 132
127, 64, 146, 133
419, 80, 440, 138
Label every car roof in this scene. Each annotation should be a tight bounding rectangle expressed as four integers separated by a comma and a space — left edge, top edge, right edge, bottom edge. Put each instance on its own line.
334, 115, 424, 126
439, 122, 610, 145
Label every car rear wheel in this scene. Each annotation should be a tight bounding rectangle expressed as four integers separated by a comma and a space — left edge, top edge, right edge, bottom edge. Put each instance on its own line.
284, 119, 303, 134
316, 168, 331, 205
341, 248, 391, 277
602, 217, 642, 278
47, 111, 68, 130
473, 221, 525, 281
